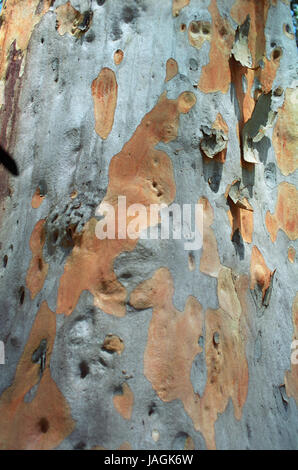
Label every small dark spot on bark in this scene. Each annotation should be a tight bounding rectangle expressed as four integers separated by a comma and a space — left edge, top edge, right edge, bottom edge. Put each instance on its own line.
38, 417, 50, 433
79, 360, 89, 378
19, 286, 25, 305
272, 48, 282, 60
74, 441, 86, 450
97, 0, 106, 5
3, 255, 8, 267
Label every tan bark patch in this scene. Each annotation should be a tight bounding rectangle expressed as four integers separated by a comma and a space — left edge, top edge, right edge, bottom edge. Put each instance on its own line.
0, 302, 75, 450
288, 246, 296, 263
250, 246, 273, 301
165, 58, 179, 82
172, 0, 190, 17
285, 293, 298, 404
31, 187, 45, 209
198, 197, 221, 278
266, 182, 298, 242
92, 68, 118, 140
114, 49, 124, 66
272, 88, 298, 176
26, 219, 49, 299
103, 335, 125, 355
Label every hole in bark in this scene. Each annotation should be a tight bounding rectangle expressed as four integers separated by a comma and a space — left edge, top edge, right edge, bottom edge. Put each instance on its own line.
79, 360, 89, 379
38, 258, 43, 271
19, 286, 25, 305
274, 87, 284, 96
202, 25, 210, 35
41, 38, 44, 44
285, 23, 291, 33
272, 48, 282, 60
3, 255, 8, 267
74, 441, 86, 450
122, 272, 132, 279
180, 23, 186, 31
38, 417, 49, 433
97, 0, 105, 5
148, 403, 156, 416
190, 21, 200, 34
52, 229, 59, 244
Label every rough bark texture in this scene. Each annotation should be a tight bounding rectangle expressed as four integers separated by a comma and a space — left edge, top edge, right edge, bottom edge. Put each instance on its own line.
0, 0, 297, 450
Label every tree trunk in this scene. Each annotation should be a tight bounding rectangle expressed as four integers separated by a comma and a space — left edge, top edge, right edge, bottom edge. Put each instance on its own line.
0, 0, 297, 450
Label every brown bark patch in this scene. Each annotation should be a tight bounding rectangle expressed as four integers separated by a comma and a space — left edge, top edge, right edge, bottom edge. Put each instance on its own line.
0, 302, 75, 450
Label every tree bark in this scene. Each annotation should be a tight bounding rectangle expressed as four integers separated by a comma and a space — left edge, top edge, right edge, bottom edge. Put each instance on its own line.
0, 0, 297, 450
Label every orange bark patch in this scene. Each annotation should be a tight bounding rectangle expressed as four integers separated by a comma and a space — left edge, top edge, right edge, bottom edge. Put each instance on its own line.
165, 58, 179, 82
26, 219, 49, 299
103, 335, 125, 355
31, 187, 45, 209
272, 88, 298, 176
0, 302, 75, 450
92, 68, 118, 140
288, 246, 296, 263
113, 383, 134, 420
198, 0, 235, 94
198, 197, 221, 277
250, 246, 274, 301
114, 49, 124, 66
230, 0, 271, 68
57, 90, 196, 317
172, 0, 190, 17
285, 293, 298, 404
266, 182, 298, 242
130, 267, 249, 449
